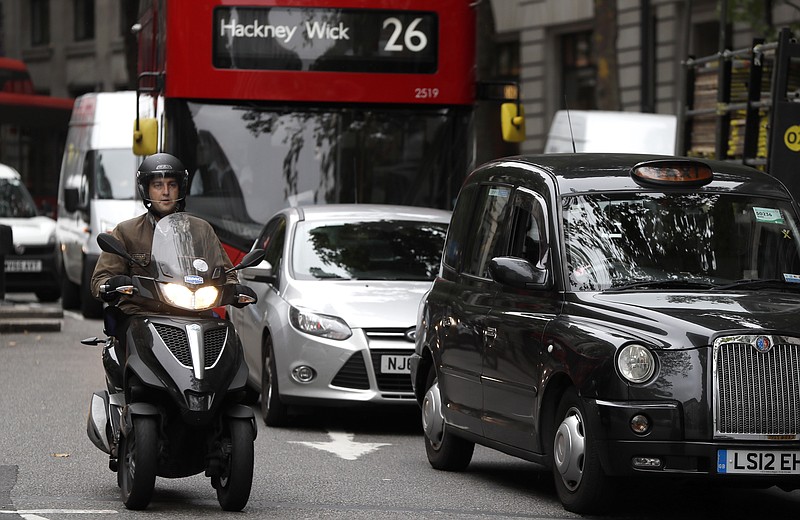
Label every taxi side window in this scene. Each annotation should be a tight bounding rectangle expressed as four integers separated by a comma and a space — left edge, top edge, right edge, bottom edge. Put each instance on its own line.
461, 184, 512, 278
508, 189, 547, 267
443, 184, 477, 270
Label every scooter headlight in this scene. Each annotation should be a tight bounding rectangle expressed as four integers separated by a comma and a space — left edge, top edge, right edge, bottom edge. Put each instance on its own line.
161, 283, 219, 310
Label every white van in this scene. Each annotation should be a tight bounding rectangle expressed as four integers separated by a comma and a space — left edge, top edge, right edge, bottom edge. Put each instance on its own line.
0, 163, 60, 301
544, 110, 677, 154
56, 91, 147, 318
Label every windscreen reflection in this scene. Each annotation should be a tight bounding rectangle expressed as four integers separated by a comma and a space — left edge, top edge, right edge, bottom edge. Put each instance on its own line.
563, 192, 800, 291
181, 102, 469, 250
292, 219, 448, 281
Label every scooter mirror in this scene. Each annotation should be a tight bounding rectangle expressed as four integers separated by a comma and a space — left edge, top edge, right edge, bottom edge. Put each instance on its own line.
97, 233, 146, 267
228, 248, 266, 273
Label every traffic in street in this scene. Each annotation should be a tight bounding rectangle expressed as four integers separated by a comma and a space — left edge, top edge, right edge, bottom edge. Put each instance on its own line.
1, 295, 800, 519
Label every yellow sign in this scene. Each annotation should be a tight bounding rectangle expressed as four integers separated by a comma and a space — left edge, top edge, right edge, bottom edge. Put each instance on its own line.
784, 125, 800, 152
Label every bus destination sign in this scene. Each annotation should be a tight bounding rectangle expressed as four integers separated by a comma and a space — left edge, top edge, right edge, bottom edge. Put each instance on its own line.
213, 7, 438, 74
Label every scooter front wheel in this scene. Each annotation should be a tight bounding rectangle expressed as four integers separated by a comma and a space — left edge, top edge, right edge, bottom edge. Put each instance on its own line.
119, 416, 158, 510
215, 418, 254, 511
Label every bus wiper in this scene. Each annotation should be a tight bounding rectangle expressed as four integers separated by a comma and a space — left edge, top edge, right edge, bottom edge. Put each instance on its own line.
607, 279, 717, 292
711, 278, 800, 291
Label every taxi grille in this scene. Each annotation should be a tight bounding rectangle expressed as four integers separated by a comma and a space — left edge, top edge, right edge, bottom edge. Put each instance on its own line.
153, 324, 228, 368
715, 340, 800, 436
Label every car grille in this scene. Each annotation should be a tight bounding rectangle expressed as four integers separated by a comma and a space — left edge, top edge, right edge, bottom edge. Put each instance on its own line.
331, 352, 370, 390
153, 323, 228, 368
714, 336, 800, 438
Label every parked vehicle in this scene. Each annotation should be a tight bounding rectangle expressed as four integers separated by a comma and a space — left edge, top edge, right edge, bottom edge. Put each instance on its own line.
544, 110, 677, 154
229, 204, 450, 426
83, 212, 263, 511
411, 154, 800, 514
56, 91, 148, 318
0, 162, 60, 301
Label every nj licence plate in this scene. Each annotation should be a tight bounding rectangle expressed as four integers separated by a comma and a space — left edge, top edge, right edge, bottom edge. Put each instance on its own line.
4, 259, 42, 273
380, 355, 411, 374
717, 449, 800, 474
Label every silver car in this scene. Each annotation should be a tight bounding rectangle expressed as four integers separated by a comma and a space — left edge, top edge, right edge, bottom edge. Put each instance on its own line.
229, 204, 450, 426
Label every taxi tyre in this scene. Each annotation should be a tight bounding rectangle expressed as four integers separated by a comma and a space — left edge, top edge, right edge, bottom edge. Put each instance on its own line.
551, 387, 613, 514
260, 334, 288, 427
422, 365, 474, 470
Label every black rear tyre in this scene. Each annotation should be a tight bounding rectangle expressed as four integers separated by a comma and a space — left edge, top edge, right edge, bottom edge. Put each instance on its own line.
119, 416, 158, 510
215, 419, 255, 511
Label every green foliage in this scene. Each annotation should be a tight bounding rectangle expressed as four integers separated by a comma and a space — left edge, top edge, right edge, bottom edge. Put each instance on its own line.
726, 0, 800, 39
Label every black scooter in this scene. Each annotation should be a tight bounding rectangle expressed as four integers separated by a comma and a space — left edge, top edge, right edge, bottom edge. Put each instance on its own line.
83, 213, 264, 511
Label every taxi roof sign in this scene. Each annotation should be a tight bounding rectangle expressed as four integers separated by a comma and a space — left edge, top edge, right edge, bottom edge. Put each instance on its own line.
631, 160, 713, 187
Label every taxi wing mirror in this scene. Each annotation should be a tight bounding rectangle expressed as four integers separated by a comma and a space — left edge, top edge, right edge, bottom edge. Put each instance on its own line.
488, 256, 548, 289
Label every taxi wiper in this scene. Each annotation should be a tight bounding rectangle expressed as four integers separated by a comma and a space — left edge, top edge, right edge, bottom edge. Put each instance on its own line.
607, 279, 716, 292
711, 278, 800, 291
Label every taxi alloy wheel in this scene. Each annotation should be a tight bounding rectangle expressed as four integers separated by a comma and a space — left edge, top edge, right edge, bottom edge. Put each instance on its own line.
422, 366, 474, 471
551, 387, 612, 514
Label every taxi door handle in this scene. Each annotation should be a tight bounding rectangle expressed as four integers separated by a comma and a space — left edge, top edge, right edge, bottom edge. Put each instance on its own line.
483, 327, 497, 346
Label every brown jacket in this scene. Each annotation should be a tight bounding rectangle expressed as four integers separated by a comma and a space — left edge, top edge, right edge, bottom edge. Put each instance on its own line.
91, 212, 237, 316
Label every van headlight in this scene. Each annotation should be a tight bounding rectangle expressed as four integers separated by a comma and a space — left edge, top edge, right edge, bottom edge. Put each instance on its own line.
617, 344, 655, 383
289, 306, 351, 340
161, 283, 219, 310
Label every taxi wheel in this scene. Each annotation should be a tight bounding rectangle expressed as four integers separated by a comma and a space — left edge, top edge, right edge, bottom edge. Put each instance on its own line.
422, 366, 474, 471
260, 335, 288, 427
551, 387, 613, 514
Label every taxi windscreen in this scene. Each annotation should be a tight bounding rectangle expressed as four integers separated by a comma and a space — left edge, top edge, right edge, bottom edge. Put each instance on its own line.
563, 192, 800, 291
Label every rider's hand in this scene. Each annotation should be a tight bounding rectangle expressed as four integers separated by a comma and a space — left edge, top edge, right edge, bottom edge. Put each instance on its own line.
101, 275, 133, 302
231, 284, 257, 308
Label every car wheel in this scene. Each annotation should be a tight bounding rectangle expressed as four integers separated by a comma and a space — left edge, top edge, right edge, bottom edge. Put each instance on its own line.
260, 335, 288, 427
422, 365, 474, 470
551, 387, 613, 514
214, 418, 254, 511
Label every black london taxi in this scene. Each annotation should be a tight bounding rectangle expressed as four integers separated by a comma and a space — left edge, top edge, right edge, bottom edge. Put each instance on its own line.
409, 154, 800, 514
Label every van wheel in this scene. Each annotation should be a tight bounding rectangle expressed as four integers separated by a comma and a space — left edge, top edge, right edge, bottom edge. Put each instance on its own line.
61, 265, 81, 310
81, 260, 103, 319
422, 366, 474, 470
36, 289, 61, 302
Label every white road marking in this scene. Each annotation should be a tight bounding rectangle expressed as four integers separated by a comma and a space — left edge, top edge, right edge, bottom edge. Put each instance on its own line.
289, 431, 390, 460
0, 510, 116, 516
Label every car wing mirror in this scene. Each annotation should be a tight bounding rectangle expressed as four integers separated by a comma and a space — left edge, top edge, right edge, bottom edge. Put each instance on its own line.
241, 259, 276, 284
488, 256, 549, 289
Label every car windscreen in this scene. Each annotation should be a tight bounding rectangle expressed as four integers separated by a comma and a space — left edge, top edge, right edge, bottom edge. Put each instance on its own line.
0, 178, 37, 218
292, 219, 448, 281
562, 192, 800, 291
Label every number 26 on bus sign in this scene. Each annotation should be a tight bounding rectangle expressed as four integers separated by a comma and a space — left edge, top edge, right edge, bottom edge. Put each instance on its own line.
383, 17, 428, 52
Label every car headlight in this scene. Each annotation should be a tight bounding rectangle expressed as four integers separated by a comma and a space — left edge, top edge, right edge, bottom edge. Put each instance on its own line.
289, 306, 352, 340
161, 283, 219, 310
617, 344, 655, 383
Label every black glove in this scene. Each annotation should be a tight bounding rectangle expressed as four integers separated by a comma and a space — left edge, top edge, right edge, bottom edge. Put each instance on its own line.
101, 275, 133, 302
231, 284, 257, 308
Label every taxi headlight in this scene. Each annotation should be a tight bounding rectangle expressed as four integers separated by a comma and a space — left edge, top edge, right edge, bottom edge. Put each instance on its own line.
617, 344, 655, 383
161, 283, 219, 310
289, 306, 352, 340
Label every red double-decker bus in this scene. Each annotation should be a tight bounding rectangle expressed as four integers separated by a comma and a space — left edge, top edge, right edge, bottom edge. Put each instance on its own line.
135, 0, 483, 258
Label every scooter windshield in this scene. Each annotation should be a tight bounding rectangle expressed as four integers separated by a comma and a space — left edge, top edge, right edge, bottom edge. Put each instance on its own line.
151, 213, 228, 286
